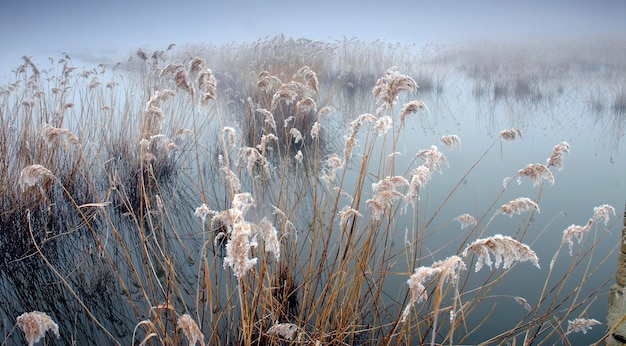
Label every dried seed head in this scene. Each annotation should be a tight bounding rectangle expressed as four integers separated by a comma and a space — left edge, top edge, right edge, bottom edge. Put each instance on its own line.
267, 322, 299, 340
294, 66, 318, 92
566, 318, 601, 335
516, 163, 554, 186
546, 141, 570, 170
16, 311, 59, 346
373, 67, 417, 112
19, 165, 53, 192
463, 234, 540, 272
400, 100, 427, 125
499, 128, 523, 141
416, 145, 448, 173
500, 197, 540, 216
440, 134, 461, 150
455, 213, 477, 229
177, 314, 204, 346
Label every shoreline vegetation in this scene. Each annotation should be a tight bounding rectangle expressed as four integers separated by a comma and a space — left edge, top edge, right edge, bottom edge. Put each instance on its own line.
1, 35, 624, 345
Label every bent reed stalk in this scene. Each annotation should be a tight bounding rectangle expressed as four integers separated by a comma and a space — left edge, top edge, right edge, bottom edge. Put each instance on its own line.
0, 38, 620, 345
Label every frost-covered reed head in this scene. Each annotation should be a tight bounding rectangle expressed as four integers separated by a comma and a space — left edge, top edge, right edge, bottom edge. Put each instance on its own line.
19, 164, 54, 192
463, 234, 540, 272
372, 67, 417, 113
16, 311, 60, 346
177, 314, 204, 346
401, 256, 466, 322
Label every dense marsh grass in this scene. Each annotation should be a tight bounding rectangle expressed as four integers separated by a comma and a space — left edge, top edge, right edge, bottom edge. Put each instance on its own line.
0, 36, 623, 345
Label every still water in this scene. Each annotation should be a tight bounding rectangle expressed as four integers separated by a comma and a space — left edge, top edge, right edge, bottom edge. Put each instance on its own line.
1, 62, 624, 344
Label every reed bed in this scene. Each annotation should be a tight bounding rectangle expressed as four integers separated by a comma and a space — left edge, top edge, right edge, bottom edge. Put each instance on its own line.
0, 37, 622, 345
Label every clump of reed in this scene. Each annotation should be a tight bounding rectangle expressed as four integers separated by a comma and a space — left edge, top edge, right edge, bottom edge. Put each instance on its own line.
0, 39, 620, 346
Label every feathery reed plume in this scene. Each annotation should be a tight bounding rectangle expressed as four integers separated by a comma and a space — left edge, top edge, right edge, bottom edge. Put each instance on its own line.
366, 176, 409, 221
320, 153, 343, 185
591, 204, 615, 225
310, 121, 320, 139
174, 67, 193, 95
350, 113, 378, 135
237, 147, 270, 177
194, 203, 213, 224
562, 204, 614, 255
344, 136, 357, 164
402, 266, 440, 322
225, 221, 258, 278
372, 67, 417, 113
295, 97, 317, 115
256, 134, 278, 153
338, 205, 363, 226
177, 314, 204, 346
289, 128, 303, 144
374, 115, 392, 135
16, 311, 60, 346
514, 297, 532, 312
21, 56, 40, 77
405, 165, 431, 204
267, 322, 299, 340
455, 213, 477, 229
197, 68, 217, 106
431, 255, 467, 282
500, 197, 540, 217
223, 127, 237, 149
189, 57, 206, 75
416, 145, 448, 173
317, 105, 335, 117
294, 66, 318, 93
143, 90, 175, 137
41, 124, 80, 147
220, 166, 242, 193
136, 48, 148, 61
562, 224, 591, 256
399, 100, 427, 126
565, 318, 601, 335
462, 234, 540, 272
440, 134, 461, 150
499, 128, 523, 141
257, 72, 283, 93
515, 163, 555, 187
271, 205, 298, 241
401, 256, 466, 322
159, 63, 182, 79
219, 193, 259, 278
546, 141, 570, 170
283, 116, 294, 129
258, 217, 280, 260
256, 108, 277, 131
294, 150, 303, 163
388, 152, 402, 159
271, 82, 301, 110
19, 164, 53, 192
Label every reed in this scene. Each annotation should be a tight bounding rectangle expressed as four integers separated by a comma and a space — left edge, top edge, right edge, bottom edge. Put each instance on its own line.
0, 37, 621, 346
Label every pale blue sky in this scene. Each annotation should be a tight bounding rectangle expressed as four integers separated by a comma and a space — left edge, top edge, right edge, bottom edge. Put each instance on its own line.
1, 0, 624, 78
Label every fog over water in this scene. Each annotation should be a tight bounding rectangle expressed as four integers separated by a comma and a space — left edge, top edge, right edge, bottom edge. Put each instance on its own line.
1, 0, 624, 76
1, 1, 625, 344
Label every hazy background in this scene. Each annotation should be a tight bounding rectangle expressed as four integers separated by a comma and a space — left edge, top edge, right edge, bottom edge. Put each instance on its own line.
1, 0, 624, 78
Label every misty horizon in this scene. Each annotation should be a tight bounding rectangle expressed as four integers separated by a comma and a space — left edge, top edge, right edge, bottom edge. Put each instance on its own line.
1, 0, 625, 78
